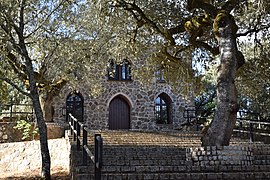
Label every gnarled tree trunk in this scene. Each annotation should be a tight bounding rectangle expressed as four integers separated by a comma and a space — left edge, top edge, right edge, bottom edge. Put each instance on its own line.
202, 12, 241, 146
43, 94, 54, 122
40, 80, 67, 123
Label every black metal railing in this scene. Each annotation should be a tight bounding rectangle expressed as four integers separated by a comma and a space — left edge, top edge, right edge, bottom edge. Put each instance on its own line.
234, 118, 270, 142
68, 113, 103, 180
183, 107, 270, 143
183, 107, 211, 131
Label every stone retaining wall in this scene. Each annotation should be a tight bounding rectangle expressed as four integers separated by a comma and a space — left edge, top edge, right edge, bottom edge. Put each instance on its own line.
0, 138, 70, 177
0, 122, 23, 143
0, 122, 66, 143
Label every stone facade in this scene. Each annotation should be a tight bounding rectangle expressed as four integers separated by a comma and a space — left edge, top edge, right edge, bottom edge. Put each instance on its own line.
52, 57, 193, 130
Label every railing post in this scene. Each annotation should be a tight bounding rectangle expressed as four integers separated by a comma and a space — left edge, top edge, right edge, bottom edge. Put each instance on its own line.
73, 118, 77, 141
77, 123, 81, 151
82, 125, 87, 165
187, 110, 190, 124
10, 103, 13, 120
196, 117, 199, 131
70, 115, 73, 136
95, 134, 102, 180
249, 122, 254, 142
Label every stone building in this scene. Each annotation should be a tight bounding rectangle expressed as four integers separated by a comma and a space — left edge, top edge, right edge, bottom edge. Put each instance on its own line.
52, 57, 193, 131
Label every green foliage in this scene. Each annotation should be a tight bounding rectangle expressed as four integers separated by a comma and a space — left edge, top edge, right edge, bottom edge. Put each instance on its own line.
0, 81, 9, 104
1, 0, 269, 113
13, 120, 39, 140
194, 81, 216, 125
0, 80, 29, 104
237, 36, 270, 119
100, 1, 270, 119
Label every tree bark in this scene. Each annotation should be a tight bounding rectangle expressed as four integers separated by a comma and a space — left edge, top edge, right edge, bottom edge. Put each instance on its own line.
43, 94, 54, 122
31, 90, 51, 179
202, 12, 240, 146
22, 48, 51, 179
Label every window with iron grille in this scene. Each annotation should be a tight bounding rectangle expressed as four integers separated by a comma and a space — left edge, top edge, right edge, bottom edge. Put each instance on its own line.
107, 59, 131, 81
66, 91, 84, 122
155, 68, 165, 82
155, 93, 172, 124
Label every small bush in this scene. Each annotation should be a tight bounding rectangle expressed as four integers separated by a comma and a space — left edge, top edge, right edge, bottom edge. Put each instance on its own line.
13, 120, 39, 140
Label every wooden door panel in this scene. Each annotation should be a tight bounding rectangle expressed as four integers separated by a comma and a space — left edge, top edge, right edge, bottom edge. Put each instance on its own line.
109, 96, 130, 130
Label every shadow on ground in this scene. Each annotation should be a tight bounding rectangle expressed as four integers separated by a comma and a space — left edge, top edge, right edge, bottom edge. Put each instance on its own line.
1, 172, 70, 180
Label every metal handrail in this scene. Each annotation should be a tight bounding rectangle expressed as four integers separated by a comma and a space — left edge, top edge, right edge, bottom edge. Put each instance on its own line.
234, 118, 270, 142
68, 113, 103, 180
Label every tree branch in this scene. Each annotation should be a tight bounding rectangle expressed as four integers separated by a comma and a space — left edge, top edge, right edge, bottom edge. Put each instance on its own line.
174, 46, 190, 57
187, 0, 217, 17
19, 0, 26, 35
49, 78, 67, 96
168, 21, 187, 35
222, 0, 239, 13
6, 52, 28, 80
24, 0, 66, 39
236, 24, 270, 37
191, 40, 219, 55
0, 77, 31, 97
161, 47, 193, 75
115, 0, 176, 45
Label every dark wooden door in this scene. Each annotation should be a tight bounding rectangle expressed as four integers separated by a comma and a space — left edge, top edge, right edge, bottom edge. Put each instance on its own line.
109, 96, 130, 130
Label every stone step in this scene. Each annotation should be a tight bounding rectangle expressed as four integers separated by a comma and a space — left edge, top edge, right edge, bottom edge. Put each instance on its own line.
72, 148, 187, 166
254, 160, 270, 165
102, 146, 187, 154
70, 130, 254, 146
254, 154, 270, 160
75, 171, 270, 180
74, 164, 270, 175
85, 130, 202, 144
103, 159, 187, 166
69, 130, 270, 180
79, 131, 253, 148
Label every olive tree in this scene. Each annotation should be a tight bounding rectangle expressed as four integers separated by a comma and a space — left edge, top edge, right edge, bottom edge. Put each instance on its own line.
0, 0, 88, 178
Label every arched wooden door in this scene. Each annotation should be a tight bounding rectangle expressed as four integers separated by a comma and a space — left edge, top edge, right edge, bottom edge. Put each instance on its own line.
109, 96, 130, 130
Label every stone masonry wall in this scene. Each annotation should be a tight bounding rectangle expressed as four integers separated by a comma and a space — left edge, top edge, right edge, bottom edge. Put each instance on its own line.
51, 51, 195, 130
0, 122, 66, 143
0, 138, 70, 177
48, 47, 199, 131
186, 146, 254, 166
0, 122, 23, 143
53, 78, 193, 131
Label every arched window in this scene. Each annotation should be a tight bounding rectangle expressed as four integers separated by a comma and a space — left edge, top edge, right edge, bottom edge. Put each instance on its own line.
155, 93, 172, 124
155, 68, 165, 82
66, 91, 84, 122
107, 59, 116, 79
107, 59, 131, 81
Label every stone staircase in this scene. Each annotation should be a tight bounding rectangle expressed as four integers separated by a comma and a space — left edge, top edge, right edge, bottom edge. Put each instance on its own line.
69, 130, 270, 180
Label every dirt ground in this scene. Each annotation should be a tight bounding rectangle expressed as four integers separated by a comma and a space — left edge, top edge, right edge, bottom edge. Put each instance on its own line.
0, 168, 70, 180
